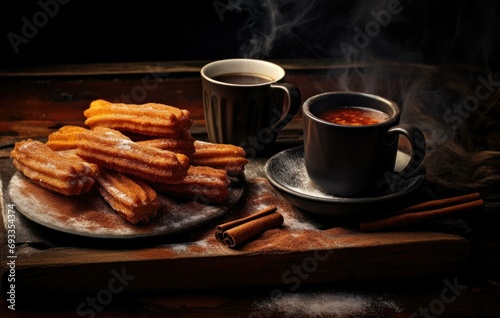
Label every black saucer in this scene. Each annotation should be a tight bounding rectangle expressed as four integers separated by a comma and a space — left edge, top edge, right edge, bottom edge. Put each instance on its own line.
264, 146, 425, 218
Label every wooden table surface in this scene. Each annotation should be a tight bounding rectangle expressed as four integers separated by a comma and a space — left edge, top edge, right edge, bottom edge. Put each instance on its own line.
1, 59, 500, 317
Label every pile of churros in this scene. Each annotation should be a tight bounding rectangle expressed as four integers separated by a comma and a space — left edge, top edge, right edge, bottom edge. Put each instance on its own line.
10, 99, 249, 225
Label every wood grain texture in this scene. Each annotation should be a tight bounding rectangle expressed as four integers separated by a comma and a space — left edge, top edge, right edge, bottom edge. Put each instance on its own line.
5, 231, 468, 296
1, 60, 499, 317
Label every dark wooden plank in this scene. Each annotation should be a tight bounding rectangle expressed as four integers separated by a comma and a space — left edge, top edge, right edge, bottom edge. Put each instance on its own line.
6, 231, 468, 296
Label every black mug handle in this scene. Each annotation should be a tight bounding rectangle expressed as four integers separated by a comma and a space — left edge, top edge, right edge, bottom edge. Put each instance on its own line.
378, 124, 426, 192
270, 83, 301, 132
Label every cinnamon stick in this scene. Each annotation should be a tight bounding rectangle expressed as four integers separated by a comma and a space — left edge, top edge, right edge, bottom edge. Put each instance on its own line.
359, 193, 484, 232
215, 206, 284, 248
393, 192, 482, 214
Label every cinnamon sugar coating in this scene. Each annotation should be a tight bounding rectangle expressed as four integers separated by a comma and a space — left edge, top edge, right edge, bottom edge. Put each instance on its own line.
11, 139, 96, 195
56, 149, 100, 178
152, 165, 230, 204
46, 125, 89, 150
95, 168, 160, 224
191, 141, 249, 176
137, 131, 196, 156
76, 127, 190, 184
84, 99, 192, 138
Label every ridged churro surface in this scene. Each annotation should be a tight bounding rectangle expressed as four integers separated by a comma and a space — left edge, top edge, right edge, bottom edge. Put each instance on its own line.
152, 165, 230, 204
56, 149, 100, 178
96, 168, 160, 224
46, 125, 88, 150
191, 141, 249, 176
84, 99, 192, 138
76, 127, 190, 184
137, 131, 196, 156
11, 139, 95, 195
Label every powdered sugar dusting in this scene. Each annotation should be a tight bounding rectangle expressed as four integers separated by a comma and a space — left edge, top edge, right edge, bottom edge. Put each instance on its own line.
254, 291, 402, 317
290, 165, 330, 198
117, 139, 133, 151
284, 217, 316, 230
154, 196, 225, 232
43, 163, 57, 171
171, 244, 188, 253
268, 148, 331, 198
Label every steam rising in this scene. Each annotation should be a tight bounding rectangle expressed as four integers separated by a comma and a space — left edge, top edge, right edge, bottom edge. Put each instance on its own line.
229, 0, 499, 70
229, 0, 323, 59
229, 0, 415, 62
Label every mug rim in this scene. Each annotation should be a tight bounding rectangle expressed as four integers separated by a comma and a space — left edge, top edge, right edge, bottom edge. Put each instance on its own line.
303, 91, 400, 128
200, 58, 285, 87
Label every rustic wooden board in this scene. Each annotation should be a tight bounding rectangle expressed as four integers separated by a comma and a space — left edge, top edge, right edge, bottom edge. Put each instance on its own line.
7, 230, 468, 295
0, 61, 480, 300
1, 171, 469, 297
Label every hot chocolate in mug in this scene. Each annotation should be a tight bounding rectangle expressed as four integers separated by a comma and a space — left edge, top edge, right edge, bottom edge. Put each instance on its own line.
302, 91, 426, 197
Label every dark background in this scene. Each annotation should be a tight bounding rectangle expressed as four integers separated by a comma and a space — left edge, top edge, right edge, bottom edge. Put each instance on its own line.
2, 0, 500, 72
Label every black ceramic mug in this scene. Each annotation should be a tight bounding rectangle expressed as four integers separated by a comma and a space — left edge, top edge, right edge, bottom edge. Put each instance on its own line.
303, 91, 426, 197
201, 58, 301, 157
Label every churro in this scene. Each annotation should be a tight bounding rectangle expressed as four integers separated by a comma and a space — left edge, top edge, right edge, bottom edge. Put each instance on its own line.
152, 165, 230, 204
95, 168, 160, 224
191, 141, 249, 176
56, 149, 100, 178
76, 127, 190, 184
46, 125, 88, 150
137, 131, 196, 156
84, 99, 192, 138
11, 139, 95, 195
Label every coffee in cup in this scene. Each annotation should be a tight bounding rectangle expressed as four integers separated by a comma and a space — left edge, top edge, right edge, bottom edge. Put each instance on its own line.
200, 58, 301, 157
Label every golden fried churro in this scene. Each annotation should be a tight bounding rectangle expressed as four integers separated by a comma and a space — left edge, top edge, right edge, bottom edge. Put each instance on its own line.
152, 165, 230, 204
137, 131, 196, 156
11, 139, 95, 195
95, 168, 160, 224
191, 141, 249, 176
46, 125, 88, 150
84, 99, 192, 138
76, 127, 190, 183
56, 149, 100, 178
